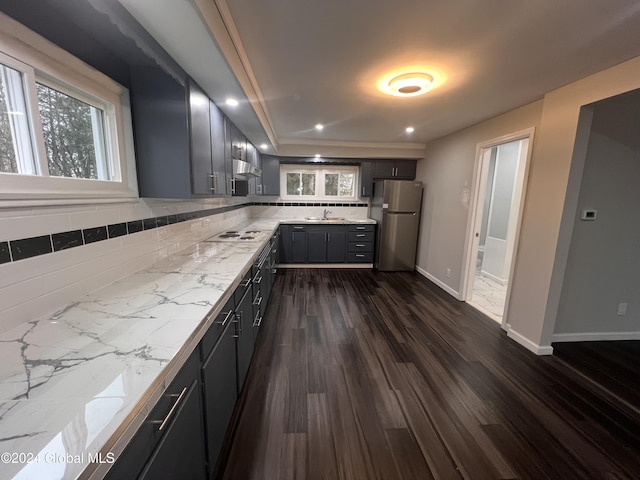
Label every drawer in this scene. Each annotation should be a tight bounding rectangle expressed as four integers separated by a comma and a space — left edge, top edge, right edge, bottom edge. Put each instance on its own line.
348, 242, 373, 253
348, 224, 375, 232
107, 351, 200, 479
348, 231, 375, 242
289, 224, 306, 232
234, 269, 253, 307
348, 252, 374, 263
200, 296, 235, 362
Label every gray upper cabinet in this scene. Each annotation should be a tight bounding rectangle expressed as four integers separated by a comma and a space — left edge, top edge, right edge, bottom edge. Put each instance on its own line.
189, 80, 213, 196
210, 100, 227, 196
261, 155, 280, 196
130, 66, 191, 199
246, 142, 258, 195
372, 159, 417, 180
360, 160, 373, 197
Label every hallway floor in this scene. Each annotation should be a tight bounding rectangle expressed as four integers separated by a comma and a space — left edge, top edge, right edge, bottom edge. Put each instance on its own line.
470, 271, 507, 321
221, 269, 640, 480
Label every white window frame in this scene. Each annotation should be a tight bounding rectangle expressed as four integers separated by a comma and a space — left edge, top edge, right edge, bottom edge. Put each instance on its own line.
0, 13, 138, 206
280, 164, 359, 201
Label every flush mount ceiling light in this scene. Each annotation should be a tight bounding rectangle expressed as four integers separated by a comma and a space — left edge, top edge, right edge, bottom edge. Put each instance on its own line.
315, 153, 321, 158
405, 126, 415, 133
388, 73, 433, 96
260, 143, 268, 149
378, 72, 435, 97
226, 98, 239, 106
315, 124, 324, 131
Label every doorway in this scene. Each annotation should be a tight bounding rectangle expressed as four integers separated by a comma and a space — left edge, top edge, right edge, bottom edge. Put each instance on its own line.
463, 129, 534, 326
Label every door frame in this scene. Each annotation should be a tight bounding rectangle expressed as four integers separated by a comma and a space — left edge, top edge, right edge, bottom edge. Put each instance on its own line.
461, 127, 535, 329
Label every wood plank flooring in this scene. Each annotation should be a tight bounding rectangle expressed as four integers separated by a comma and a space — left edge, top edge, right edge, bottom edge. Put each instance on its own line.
221, 269, 640, 480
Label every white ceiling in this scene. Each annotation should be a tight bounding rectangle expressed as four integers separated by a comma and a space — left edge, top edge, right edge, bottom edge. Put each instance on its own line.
123, 0, 640, 154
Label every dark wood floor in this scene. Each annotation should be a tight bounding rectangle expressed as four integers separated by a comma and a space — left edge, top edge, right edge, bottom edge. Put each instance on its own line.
221, 269, 640, 480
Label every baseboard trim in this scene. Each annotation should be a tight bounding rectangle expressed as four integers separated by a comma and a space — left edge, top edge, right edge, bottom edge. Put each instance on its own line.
414, 266, 462, 300
552, 331, 640, 343
507, 328, 554, 356
277, 264, 372, 269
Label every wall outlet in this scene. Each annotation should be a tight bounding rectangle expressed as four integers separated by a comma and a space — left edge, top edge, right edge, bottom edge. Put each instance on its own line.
446, 268, 451, 278
617, 303, 628, 316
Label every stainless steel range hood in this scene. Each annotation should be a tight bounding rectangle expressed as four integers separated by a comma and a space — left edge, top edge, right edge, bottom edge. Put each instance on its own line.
233, 159, 261, 178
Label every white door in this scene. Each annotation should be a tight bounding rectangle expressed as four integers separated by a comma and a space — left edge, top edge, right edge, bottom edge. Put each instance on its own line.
463, 130, 533, 326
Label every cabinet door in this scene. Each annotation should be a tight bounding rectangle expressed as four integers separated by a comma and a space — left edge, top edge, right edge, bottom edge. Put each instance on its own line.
246, 142, 257, 195
236, 287, 254, 393
210, 101, 227, 195
279, 225, 292, 263
360, 160, 373, 197
139, 380, 207, 480
291, 229, 308, 263
395, 159, 417, 179
201, 320, 237, 475
261, 155, 280, 196
307, 230, 327, 263
189, 81, 213, 196
326, 228, 347, 263
373, 160, 395, 179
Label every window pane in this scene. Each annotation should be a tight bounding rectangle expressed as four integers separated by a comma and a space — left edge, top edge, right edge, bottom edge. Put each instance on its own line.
325, 173, 338, 196
339, 173, 355, 196
37, 83, 109, 180
286, 172, 301, 195
301, 173, 315, 195
0, 63, 36, 175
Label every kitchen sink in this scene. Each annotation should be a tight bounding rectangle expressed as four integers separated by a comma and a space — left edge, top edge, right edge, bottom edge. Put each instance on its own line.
304, 217, 346, 222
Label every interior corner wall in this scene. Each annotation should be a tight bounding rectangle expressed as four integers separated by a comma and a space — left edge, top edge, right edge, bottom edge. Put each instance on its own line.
414, 100, 543, 299
553, 130, 640, 339
506, 55, 640, 353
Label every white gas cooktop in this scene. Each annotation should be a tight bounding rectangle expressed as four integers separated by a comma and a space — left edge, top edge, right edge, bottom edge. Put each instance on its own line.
205, 229, 271, 243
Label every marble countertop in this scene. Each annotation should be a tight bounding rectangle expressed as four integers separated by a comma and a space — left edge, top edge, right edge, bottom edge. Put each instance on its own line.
0, 218, 280, 480
279, 217, 376, 225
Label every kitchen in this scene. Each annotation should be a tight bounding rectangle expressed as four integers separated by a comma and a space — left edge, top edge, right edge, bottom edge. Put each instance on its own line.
1, 1, 640, 479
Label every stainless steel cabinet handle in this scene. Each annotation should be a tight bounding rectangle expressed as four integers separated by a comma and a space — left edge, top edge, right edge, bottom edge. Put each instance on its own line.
240, 279, 251, 288
293, 226, 304, 230
234, 311, 242, 337
253, 295, 263, 306
356, 234, 366, 237
356, 254, 365, 257
356, 244, 365, 247
253, 275, 263, 284
218, 310, 234, 327
362, 186, 365, 196
150, 386, 188, 431
253, 310, 263, 327
209, 173, 215, 192
356, 226, 365, 230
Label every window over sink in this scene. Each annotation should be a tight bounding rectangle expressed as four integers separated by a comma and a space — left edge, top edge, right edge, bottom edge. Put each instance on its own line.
280, 164, 357, 201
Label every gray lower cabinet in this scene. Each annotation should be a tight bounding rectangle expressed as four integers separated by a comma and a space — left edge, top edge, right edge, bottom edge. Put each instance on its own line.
280, 225, 308, 263
235, 284, 254, 394
348, 224, 375, 263
307, 226, 347, 263
138, 379, 206, 480
105, 352, 206, 480
201, 318, 237, 476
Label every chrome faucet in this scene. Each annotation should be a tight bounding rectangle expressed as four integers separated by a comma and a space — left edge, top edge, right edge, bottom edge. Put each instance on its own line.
323, 208, 332, 219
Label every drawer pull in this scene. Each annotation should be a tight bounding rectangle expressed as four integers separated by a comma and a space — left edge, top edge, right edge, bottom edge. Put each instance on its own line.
253, 275, 263, 284
356, 254, 365, 257
253, 294, 263, 306
356, 234, 366, 237
356, 244, 366, 247
240, 279, 251, 288
150, 386, 188, 431
356, 226, 365, 230
293, 226, 304, 230
253, 310, 263, 327
218, 310, 234, 327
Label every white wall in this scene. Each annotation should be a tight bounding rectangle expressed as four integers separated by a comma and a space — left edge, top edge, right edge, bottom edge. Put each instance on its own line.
417, 54, 640, 355
414, 100, 543, 298
554, 127, 640, 340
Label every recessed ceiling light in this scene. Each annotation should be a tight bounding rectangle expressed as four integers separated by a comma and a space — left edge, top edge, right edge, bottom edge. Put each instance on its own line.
315, 154, 321, 158
406, 126, 415, 133
260, 143, 268, 149
315, 124, 324, 131
226, 98, 239, 106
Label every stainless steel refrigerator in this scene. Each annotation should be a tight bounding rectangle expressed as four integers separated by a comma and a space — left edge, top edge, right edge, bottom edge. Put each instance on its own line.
370, 180, 423, 271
